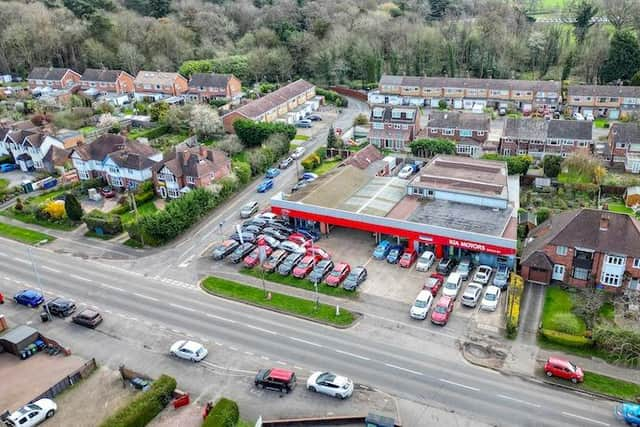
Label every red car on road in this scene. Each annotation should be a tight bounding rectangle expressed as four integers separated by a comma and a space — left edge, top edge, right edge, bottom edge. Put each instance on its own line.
430, 296, 454, 325
292, 254, 321, 278
325, 263, 351, 287
399, 250, 418, 268
243, 246, 273, 268
423, 273, 444, 297
544, 357, 584, 383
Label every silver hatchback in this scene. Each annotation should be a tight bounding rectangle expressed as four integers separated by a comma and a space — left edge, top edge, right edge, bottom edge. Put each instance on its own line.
461, 282, 483, 308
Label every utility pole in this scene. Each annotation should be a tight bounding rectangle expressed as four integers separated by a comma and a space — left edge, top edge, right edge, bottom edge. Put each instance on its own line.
28, 239, 51, 318
130, 190, 144, 247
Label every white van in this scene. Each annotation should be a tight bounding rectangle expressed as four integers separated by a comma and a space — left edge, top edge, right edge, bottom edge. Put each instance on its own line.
442, 272, 463, 300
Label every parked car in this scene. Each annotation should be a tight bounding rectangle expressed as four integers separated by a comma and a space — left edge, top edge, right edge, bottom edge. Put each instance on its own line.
301, 172, 318, 182
229, 231, 256, 244
287, 233, 311, 248
415, 251, 436, 272
100, 186, 116, 198
543, 357, 584, 383
295, 228, 320, 242
292, 255, 320, 278
44, 297, 76, 317
13, 289, 44, 308
455, 256, 473, 280
306, 246, 330, 260
399, 250, 418, 268
442, 272, 463, 299
461, 282, 483, 308
480, 286, 501, 312
279, 157, 294, 169
342, 266, 367, 291
307, 371, 353, 399
0, 163, 18, 172
262, 249, 288, 272
291, 146, 306, 159
5, 399, 57, 427
242, 224, 262, 235
423, 273, 444, 297
325, 262, 351, 287
410, 290, 434, 320
572, 112, 585, 121
244, 245, 273, 268
295, 119, 312, 128
615, 403, 640, 426
257, 178, 274, 193
240, 201, 259, 219
473, 265, 493, 285
309, 259, 334, 283
279, 240, 306, 254
212, 240, 240, 260
277, 252, 305, 276
431, 296, 454, 325
373, 241, 392, 260
397, 164, 416, 179
291, 180, 309, 192
245, 217, 267, 228
307, 114, 322, 121
436, 258, 456, 274
386, 245, 404, 264
263, 227, 289, 241
228, 242, 256, 264
265, 168, 280, 179
72, 308, 103, 328
255, 368, 296, 393
257, 212, 280, 223
170, 340, 208, 362
493, 263, 510, 289
498, 107, 507, 116
257, 234, 280, 249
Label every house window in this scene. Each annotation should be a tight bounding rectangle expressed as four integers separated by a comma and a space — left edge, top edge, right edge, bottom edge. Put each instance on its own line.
573, 97, 581, 102
477, 131, 485, 136
630, 279, 640, 291
606, 255, 625, 265
556, 246, 568, 256
168, 188, 180, 198
109, 166, 120, 174
431, 128, 439, 134
156, 84, 161, 90
393, 123, 401, 129
616, 143, 627, 149
598, 97, 607, 103
443, 129, 454, 136
601, 272, 622, 286
563, 140, 574, 146
610, 97, 618, 102
402, 124, 408, 129
634, 258, 640, 269
110, 176, 123, 187
186, 176, 196, 185
159, 173, 174, 182
572, 267, 589, 281
78, 169, 90, 180
460, 130, 472, 138
373, 122, 384, 129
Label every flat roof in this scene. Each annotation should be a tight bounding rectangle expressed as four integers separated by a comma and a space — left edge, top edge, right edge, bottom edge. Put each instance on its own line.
339, 176, 407, 216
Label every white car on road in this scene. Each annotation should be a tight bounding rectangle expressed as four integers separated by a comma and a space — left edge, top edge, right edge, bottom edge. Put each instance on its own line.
410, 290, 434, 320
291, 146, 306, 159
5, 399, 57, 427
472, 265, 493, 285
480, 286, 501, 311
307, 371, 354, 399
170, 340, 208, 362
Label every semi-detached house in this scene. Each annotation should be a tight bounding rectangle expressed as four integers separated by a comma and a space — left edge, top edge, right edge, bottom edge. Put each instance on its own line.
1, 129, 66, 172
421, 111, 490, 157
187, 73, 242, 103
80, 68, 135, 94
133, 71, 189, 102
608, 122, 640, 173
368, 104, 420, 152
27, 67, 81, 90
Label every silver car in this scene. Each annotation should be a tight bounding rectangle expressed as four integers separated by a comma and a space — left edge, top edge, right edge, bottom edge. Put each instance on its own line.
240, 201, 259, 218
473, 265, 493, 285
415, 251, 435, 272
461, 282, 483, 308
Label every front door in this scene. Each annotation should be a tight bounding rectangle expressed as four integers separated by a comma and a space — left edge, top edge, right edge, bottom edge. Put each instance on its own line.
552, 264, 565, 281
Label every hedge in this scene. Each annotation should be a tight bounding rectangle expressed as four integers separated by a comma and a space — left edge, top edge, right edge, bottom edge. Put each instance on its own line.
99, 374, 176, 427
316, 88, 348, 107
202, 398, 239, 427
540, 328, 594, 348
83, 209, 123, 235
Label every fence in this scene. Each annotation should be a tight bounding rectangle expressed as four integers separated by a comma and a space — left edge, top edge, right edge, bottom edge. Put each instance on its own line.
31, 358, 97, 402
328, 86, 368, 102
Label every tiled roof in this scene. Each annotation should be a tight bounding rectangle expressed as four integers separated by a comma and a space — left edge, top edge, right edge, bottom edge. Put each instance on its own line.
134, 71, 185, 86
188, 73, 233, 89
520, 250, 553, 270
28, 67, 75, 81
428, 111, 489, 130
81, 69, 130, 83
568, 84, 640, 98
368, 127, 412, 142
503, 118, 592, 141
72, 134, 158, 164
159, 146, 229, 179
108, 151, 156, 170
547, 120, 592, 140
343, 144, 384, 170
503, 118, 548, 140
226, 80, 314, 120
43, 146, 69, 167
379, 75, 561, 92
609, 122, 640, 144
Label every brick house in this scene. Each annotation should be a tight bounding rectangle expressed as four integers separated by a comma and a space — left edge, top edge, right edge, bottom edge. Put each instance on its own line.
2, 129, 65, 172
27, 67, 81, 90
499, 118, 592, 159
521, 209, 640, 292
133, 71, 189, 102
80, 69, 135, 94
567, 85, 640, 119
187, 73, 242, 103
608, 122, 640, 173
368, 104, 420, 152
422, 111, 490, 157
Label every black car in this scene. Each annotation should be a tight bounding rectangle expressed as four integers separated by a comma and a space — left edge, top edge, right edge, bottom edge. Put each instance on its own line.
228, 242, 256, 264
255, 368, 296, 393
436, 258, 456, 274
291, 180, 309, 192
72, 308, 103, 328
262, 227, 289, 241
242, 224, 263, 235
45, 297, 77, 317
212, 240, 240, 260
307, 114, 322, 121
244, 217, 267, 228
342, 266, 367, 291
277, 252, 304, 276
229, 231, 256, 244
308, 260, 334, 283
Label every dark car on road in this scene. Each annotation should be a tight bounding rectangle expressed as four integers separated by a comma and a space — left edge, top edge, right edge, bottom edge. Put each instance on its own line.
342, 266, 367, 291
14, 289, 44, 308
44, 297, 76, 317
308, 259, 334, 284
277, 252, 305, 276
212, 240, 240, 260
436, 258, 456, 274
228, 242, 256, 264
386, 245, 404, 264
72, 309, 103, 328
262, 249, 288, 272
255, 368, 296, 393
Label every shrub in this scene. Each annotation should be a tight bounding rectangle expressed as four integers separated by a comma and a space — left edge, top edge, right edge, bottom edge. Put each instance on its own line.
593, 325, 640, 366
64, 193, 83, 221
98, 374, 176, 427
316, 88, 347, 107
505, 274, 524, 330
217, 136, 244, 156
209, 98, 229, 108
540, 328, 593, 348
301, 153, 321, 170
233, 119, 296, 148
83, 209, 123, 235
42, 200, 66, 220
233, 160, 251, 184
543, 155, 563, 178
202, 397, 239, 427
536, 207, 551, 224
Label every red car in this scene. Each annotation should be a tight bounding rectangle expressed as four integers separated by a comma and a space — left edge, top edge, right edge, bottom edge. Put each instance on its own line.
288, 233, 312, 248
306, 247, 331, 260
292, 254, 321, 278
243, 246, 273, 268
430, 296, 454, 325
100, 186, 116, 198
423, 273, 444, 297
398, 250, 418, 268
544, 357, 584, 383
0, 292, 4, 304
325, 262, 351, 287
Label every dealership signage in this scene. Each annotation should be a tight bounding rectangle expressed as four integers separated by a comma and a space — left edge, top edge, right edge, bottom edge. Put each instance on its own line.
448, 239, 486, 252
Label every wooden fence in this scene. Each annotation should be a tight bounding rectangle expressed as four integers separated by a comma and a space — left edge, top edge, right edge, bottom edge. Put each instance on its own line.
31, 358, 97, 402
328, 86, 368, 102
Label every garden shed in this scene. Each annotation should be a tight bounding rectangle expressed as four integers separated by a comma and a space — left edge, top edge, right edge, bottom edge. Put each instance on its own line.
0, 325, 40, 356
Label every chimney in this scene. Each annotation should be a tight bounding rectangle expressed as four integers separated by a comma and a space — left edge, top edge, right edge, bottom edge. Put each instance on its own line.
599, 214, 609, 232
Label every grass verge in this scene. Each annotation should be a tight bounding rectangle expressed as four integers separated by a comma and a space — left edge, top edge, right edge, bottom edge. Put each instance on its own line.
120, 201, 158, 226
1, 209, 79, 231
293, 134, 310, 141
123, 238, 144, 248
201, 276, 355, 327
0, 222, 55, 245
313, 160, 341, 176
580, 371, 640, 400
240, 268, 358, 298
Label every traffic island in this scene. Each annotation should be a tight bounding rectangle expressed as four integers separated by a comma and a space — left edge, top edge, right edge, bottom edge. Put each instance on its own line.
200, 276, 358, 328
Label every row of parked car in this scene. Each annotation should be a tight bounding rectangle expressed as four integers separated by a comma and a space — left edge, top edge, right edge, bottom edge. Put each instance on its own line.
11, 289, 103, 328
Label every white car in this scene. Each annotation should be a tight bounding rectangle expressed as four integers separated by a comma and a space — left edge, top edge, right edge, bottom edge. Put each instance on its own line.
5, 399, 57, 427
480, 286, 501, 311
307, 371, 354, 399
572, 112, 585, 121
415, 251, 435, 272
461, 282, 483, 308
472, 265, 493, 285
442, 272, 463, 299
397, 165, 415, 179
170, 340, 208, 362
291, 146, 306, 159
410, 290, 434, 320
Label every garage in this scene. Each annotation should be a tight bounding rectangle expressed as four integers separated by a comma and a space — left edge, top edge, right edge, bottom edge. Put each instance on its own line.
0, 325, 40, 356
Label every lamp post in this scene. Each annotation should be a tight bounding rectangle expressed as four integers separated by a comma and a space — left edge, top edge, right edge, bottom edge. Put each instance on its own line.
129, 189, 144, 247
28, 239, 50, 318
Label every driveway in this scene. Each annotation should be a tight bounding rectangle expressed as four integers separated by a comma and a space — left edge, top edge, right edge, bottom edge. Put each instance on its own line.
516, 282, 546, 344
1, 169, 34, 188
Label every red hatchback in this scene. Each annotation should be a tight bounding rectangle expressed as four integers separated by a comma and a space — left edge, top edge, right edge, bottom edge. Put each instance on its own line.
430, 296, 454, 325
288, 233, 312, 248
544, 357, 584, 383
292, 254, 321, 278
325, 263, 351, 287
398, 250, 417, 268
423, 273, 444, 297
243, 246, 273, 268
306, 246, 331, 260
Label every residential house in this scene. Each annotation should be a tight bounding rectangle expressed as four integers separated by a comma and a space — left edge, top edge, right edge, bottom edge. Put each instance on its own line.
499, 118, 592, 159
422, 111, 490, 157
521, 208, 640, 292
608, 122, 640, 173
368, 104, 420, 152
187, 73, 242, 103
567, 85, 640, 119
2, 129, 66, 172
80, 68, 135, 95
69, 134, 162, 190
369, 75, 561, 112
343, 144, 384, 170
27, 67, 81, 91
222, 80, 317, 133
133, 71, 189, 102
153, 145, 231, 199
0, 128, 9, 157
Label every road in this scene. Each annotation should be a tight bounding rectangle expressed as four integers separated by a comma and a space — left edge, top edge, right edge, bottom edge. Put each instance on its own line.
0, 241, 617, 427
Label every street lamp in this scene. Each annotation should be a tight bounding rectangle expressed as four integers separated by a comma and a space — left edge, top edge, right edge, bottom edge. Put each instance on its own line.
27, 239, 50, 318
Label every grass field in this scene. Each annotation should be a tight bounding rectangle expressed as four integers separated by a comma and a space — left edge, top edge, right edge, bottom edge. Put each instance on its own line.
0, 222, 55, 245
240, 268, 358, 298
541, 286, 586, 335
1, 209, 79, 231
27, 189, 68, 205
557, 170, 592, 185
313, 160, 341, 176
293, 134, 310, 141
607, 202, 634, 215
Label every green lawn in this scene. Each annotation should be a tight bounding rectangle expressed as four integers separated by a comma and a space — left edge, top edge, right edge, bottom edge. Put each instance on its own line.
313, 160, 341, 176
27, 189, 68, 205
1, 209, 79, 231
119, 201, 157, 226
594, 118, 609, 129
0, 178, 9, 191
557, 171, 592, 185
607, 202, 633, 215
293, 134, 310, 141
201, 276, 355, 326
580, 371, 640, 400
541, 286, 586, 335
240, 268, 358, 298
0, 222, 55, 245
599, 302, 615, 321
78, 126, 97, 135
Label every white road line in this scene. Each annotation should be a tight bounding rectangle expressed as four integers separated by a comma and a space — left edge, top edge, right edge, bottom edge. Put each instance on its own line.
70, 274, 92, 282
133, 293, 159, 302
294, 366, 304, 370
561, 412, 610, 426
205, 313, 236, 323
129, 317, 138, 321
244, 351, 254, 356
171, 329, 181, 334
439, 379, 480, 392
42, 266, 61, 273
288, 336, 323, 347
117, 313, 128, 318
335, 349, 371, 361
105, 310, 112, 314
245, 324, 277, 335
13, 258, 29, 264
169, 303, 195, 312
276, 361, 287, 366
100, 283, 125, 292
215, 342, 223, 346
178, 255, 194, 268
229, 346, 238, 351
496, 394, 541, 408
384, 363, 423, 376
261, 356, 269, 360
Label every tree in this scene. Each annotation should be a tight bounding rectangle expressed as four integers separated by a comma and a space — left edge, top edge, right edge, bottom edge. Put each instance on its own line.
600, 30, 640, 83
543, 155, 563, 178
353, 114, 368, 126
217, 136, 244, 157
326, 125, 338, 149
149, 102, 169, 122
438, 99, 448, 110
573, 287, 605, 330
536, 207, 551, 225
409, 139, 456, 157
178, 59, 213, 78
430, 0, 451, 19
64, 193, 84, 222
602, 0, 639, 30
190, 105, 222, 139
233, 119, 295, 147
572, 0, 598, 44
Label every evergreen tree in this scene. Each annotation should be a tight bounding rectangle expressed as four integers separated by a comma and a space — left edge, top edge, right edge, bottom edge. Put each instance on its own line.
326, 125, 338, 149
64, 193, 84, 222
600, 30, 640, 83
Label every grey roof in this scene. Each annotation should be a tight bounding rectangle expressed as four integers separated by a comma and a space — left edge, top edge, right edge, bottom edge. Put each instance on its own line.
547, 120, 592, 140
188, 73, 233, 89
81, 68, 130, 83
568, 84, 640, 98
134, 71, 185, 86
609, 122, 640, 143
370, 104, 419, 124
72, 134, 158, 166
226, 79, 314, 120
28, 67, 77, 81
503, 118, 548, 140
428, 111, 490, 130
0, 325, 38, 344
378, 75, 561, 93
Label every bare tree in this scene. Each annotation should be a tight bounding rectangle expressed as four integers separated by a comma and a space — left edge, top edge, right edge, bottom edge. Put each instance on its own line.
602, 0, 639, 30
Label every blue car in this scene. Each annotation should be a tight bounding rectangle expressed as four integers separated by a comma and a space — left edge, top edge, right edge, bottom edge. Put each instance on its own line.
0, 163, 18, 172
257, 179, 274, 193
373, 241, 392, 260
295, 228, 320, 242
386, 245, 404, 264
301, 172, 318, 182
14, 289, 44, 308
265, 168, 280, 179
616, 403, 640, 426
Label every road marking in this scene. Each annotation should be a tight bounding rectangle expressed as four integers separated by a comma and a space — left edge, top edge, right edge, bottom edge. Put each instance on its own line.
362, 256, 374, 268
261, 356, 269, 360
169, 303, 195, 313
133, 293, 159, 302
288, 336, 323, 347
384, 363, 423, 376
42, 266, 61, 273
439, 379, 479, 392
70, 274, 92, 282
100, 283, 125, 292
178, 255, 194, 268
205, 313, 236, 323
244, 351, 254, 356
245, 324, 277, 335
335, 349, 371, 361
229, 346, 238, 351
129, 317, 138, 321
215, 342, 223, 346
276, 361, 287, 365
171, 329, 181, 334
294, 366, 304, 370
561, 412, 609, 426
496, 394, 540, 408
13, 258, 29, 264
